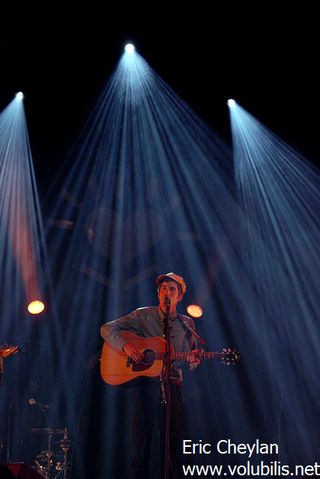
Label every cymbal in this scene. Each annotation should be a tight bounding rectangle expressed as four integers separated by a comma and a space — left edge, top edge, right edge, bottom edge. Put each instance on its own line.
30, 427, 65, 435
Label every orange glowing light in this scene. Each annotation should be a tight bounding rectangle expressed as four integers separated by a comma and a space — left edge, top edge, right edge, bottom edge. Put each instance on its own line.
186, 304, 203, 318
27, 300, 45, 315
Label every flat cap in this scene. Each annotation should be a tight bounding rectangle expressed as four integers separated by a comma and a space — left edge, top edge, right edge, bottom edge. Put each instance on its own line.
156, 272, 186, 295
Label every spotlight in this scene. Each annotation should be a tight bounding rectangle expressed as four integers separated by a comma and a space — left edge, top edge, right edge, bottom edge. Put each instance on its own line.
27, 300, 45, 315
186, 304, 203, 318
227, 99, 236, 108
15, 92, 24, 101
124, 43, 135, 54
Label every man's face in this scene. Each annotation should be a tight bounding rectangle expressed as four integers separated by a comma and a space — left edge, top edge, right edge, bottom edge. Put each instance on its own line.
158, 280, 183, 313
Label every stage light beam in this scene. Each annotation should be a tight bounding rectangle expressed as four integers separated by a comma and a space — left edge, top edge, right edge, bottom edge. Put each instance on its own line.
27, 300, 45, 315
186, 304, 203, 318
124, 43, 135, 54
227, 99, 236, 108
15, 91, 24, 101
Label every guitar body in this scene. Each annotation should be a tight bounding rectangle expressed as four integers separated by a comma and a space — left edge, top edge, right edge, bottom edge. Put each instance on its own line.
100, 331, 169, 385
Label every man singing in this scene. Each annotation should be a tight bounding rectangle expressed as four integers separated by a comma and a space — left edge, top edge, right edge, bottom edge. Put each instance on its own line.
100, 272, 201, 479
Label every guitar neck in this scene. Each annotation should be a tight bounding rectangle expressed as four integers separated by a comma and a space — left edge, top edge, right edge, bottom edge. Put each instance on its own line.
155, 351, 221, 361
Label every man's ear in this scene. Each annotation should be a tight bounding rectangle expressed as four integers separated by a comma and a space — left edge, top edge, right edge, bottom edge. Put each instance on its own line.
177, 294, 183, 303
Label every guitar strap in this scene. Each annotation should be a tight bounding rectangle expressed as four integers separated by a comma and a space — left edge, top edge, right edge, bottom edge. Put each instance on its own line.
177, 314, 206, 346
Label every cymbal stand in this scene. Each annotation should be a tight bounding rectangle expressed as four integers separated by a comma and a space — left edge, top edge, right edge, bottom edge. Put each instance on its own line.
38, 407, 53, 479
6, 401, 12, 463
46, 429, 54, 479
54, 428, 71, 479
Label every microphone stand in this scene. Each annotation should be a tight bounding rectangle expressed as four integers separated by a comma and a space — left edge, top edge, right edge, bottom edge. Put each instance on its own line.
6, 401, 12, 463
161, 300, 172, 479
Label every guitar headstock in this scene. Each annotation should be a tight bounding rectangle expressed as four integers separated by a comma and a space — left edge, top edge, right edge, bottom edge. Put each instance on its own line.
0, 345, 19, 358
220, 348, 240, 366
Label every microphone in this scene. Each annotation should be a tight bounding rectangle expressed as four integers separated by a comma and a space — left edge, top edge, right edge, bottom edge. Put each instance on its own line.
28, 398, 50, 410
164, 296, 171, 306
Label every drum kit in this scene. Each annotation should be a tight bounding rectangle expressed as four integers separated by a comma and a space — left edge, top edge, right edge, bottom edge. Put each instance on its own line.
30, 427, 71, 479
1, 346, 72, 478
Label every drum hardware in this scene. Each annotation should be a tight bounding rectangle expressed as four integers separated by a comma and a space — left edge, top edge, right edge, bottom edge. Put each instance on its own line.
57, 428, 71, 479
31, 428, 65, 435
31, 427, 71, 479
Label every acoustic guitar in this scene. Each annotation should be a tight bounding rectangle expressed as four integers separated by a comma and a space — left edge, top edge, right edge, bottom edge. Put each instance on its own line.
100, 331, 239, 385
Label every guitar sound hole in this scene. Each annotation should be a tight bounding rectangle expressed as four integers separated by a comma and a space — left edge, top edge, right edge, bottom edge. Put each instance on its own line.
132, 349, 155, 372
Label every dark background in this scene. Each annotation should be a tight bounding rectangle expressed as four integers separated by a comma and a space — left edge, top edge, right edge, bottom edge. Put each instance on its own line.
1, 5, 319, 187
1, 6, 319, 477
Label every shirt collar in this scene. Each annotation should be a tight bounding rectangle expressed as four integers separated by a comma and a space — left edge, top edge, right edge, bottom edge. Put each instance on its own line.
158, 306, 178, 321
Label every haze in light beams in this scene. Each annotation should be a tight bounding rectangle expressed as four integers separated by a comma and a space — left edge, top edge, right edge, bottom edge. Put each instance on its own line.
230, 101, 320, 464
0, 95, 47, 320
43, 50, 320, 477
0, 94, 53, 460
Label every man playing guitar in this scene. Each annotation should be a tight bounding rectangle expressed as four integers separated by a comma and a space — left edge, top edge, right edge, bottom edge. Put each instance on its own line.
100, 272, 200, 479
